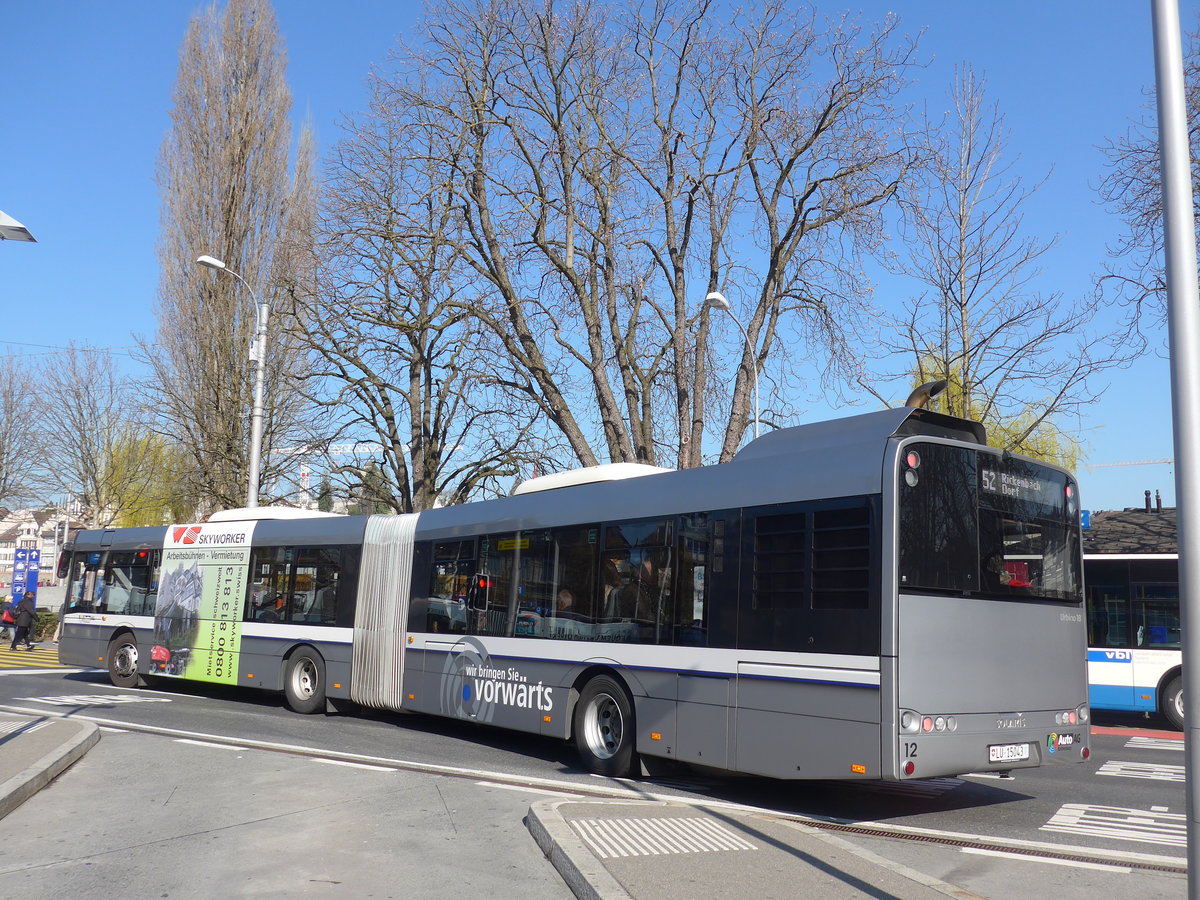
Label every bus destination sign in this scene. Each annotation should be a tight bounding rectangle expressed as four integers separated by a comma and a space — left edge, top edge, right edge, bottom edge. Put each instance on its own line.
979, 463, 1062, 511
981, 468, 1040, 499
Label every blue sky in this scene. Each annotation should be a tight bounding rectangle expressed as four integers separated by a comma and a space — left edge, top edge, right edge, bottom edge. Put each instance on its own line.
0, 1, 1186, 511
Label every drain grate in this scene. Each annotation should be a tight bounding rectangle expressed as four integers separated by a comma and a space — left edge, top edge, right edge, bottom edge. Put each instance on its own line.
571, 816, 758, 858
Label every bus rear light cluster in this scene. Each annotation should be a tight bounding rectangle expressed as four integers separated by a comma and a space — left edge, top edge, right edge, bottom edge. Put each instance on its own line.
1055, 705, 1089, 726
899, 710, 957, 733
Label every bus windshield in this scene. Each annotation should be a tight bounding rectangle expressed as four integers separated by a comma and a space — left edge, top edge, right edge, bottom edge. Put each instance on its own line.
897, 442, 1081, 602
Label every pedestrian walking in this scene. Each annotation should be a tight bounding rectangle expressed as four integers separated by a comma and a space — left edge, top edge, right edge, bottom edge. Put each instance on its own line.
10, 591, 36, 650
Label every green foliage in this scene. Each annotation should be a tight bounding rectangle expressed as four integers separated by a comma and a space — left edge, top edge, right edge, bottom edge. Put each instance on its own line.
911, 360, 1080, 469
33, 612, 58, 641
107, 433, 193, 527
316, 477, 333, 513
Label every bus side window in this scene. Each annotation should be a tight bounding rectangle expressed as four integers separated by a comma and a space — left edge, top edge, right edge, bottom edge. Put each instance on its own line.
293, 547, 342, 624
472, 535, 517, 637
425, 541, 474, 634
675, 514, 710, 646
547, 524, 599, 640
246, 547, 288, 623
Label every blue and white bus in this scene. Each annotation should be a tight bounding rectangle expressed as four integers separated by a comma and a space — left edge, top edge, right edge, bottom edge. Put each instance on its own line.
59, 404, 1091, 780
1085, 548, 1182, 730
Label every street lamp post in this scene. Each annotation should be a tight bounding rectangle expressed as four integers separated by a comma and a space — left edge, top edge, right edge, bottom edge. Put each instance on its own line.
706, 291, 760, 439
197, 254, 268, 508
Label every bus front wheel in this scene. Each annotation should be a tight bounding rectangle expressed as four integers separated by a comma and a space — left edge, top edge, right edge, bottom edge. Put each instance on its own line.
1163, 675, 1184, 731
574, 674, 637, 778
284, 649, 326, 714
107, 635, 140, 689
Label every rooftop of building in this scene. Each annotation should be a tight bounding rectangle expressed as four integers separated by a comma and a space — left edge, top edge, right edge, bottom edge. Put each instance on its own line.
1083, 491, 1176, 555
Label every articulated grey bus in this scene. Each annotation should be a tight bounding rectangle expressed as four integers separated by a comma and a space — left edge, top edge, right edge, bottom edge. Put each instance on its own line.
58, 405, 1090, 780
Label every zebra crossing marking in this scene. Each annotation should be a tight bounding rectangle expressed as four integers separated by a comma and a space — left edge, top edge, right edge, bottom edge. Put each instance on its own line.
1124, 735, 1183, 752
1041, 803, 1185, 847
20, 694, 173, 706
1096, 759, 1184, 782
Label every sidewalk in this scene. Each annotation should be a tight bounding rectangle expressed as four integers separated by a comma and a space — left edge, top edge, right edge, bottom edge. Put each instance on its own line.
0, 713, 99, 819
528, 799, 984, 900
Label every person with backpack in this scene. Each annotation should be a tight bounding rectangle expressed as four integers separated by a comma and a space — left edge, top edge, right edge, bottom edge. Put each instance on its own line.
10, 591, 36, 651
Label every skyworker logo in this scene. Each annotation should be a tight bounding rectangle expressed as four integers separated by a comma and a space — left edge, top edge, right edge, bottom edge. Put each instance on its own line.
172, 525, 202, 545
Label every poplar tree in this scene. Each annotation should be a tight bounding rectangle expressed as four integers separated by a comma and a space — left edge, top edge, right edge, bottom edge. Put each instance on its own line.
0, 360, 40, 507
145, 0, 316, 512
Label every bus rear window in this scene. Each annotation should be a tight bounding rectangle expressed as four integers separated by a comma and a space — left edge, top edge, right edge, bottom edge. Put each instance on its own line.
898, 442, 1081, 602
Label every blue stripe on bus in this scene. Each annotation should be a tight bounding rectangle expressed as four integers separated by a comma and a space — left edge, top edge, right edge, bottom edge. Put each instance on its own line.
416, 647, 880, 689
1088, 683, 1157, 712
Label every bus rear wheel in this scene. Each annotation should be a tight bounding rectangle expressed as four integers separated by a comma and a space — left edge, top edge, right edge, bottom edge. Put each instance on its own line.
1163, 675, 1184, 731
107, 635, 140, 689
284, 649, 326, 714
574, 674, 637, 778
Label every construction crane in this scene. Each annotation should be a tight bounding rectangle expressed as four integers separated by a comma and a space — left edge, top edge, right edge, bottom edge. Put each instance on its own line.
1082, 458, 1174, 469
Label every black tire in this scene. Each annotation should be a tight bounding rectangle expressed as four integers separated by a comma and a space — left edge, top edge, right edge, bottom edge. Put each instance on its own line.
574, 674, 638, 778
1163, 675, 1184, 731
284, 648, 326, 714
107, 635, 140, 689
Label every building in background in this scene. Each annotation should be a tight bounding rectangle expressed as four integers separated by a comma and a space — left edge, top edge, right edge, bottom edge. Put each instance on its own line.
0, 507, 78, 597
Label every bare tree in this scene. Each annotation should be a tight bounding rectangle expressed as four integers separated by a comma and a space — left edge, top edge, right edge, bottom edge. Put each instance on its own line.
875, 67, 1123, 462
369, 0, 921, 474
1098, 25, 1200, 341
143, 0, 317, 512
298, 78, 544, 512
35, 348, 175, 527
0, 359, 40, 506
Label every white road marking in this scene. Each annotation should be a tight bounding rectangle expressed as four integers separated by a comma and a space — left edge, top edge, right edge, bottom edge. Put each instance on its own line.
1096, 760, 1185, 782
174, 738, 249, 751
961, 846, 1131, 873
313, 758, 396, 772
20, 694, 174, 706
1124, 735, 1183, 752
475, 780, 582, 798
1041, 803, 1186, 847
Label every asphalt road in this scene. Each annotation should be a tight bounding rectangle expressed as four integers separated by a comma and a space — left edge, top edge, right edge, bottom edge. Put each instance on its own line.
0, 664, 1187, 899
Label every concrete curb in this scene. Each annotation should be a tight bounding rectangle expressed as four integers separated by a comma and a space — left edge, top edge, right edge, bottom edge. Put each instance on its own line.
770, 816, 990, 900
0, 719, 100, 820
527, 798, 634, 900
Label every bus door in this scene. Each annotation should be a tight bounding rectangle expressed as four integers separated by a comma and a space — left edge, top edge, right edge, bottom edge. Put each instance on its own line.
1085, 561, 1135, 710
65, 551, 106, 614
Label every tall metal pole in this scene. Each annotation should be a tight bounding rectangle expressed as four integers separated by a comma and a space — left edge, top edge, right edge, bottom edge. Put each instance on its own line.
196, 255, 268, 509
1151, 1, 1200, 890
706, 292, 760, 439
245, 294, 269, 509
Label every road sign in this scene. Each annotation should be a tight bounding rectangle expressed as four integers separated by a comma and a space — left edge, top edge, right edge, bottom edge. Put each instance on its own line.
11, 548, 40, 601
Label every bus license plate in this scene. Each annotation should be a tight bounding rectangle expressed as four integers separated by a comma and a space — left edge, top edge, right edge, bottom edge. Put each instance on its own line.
988, 742, 1029, 763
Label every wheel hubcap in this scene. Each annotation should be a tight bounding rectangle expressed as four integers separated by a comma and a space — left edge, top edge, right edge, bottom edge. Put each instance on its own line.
293, 659, 317, 699
114, 644, 137, 677
583, 693, 623, 760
